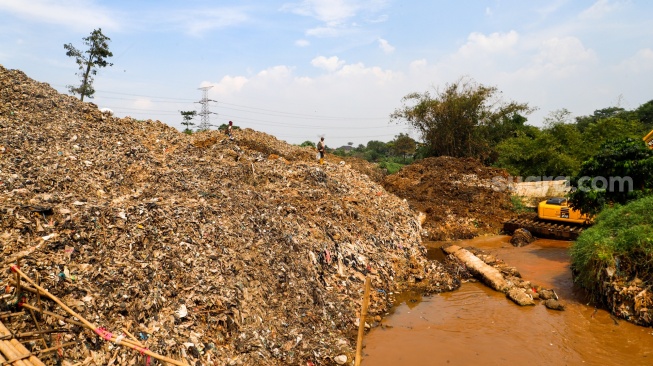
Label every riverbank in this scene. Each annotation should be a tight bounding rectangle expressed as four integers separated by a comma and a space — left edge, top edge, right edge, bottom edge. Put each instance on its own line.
363, 236, 653, 366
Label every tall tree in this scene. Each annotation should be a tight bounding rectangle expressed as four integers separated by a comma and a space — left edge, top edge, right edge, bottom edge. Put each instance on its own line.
391, 77, 533, 161
391, 133, 417, 162
180, 110, 197, 134
64, 28, 113, 101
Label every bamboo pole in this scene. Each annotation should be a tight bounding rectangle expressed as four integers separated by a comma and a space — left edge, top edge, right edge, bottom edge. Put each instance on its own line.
0, 320, 36, 366
0, 328, 68, 341
10, 266, 187, 366
10, 339, 45, 366
0, 312, 25, 320
0, 339, 33, 366
20, 304, 85, 328
354, 276, 371, 366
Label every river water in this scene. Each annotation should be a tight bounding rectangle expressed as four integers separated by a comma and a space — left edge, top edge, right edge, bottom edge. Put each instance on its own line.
362, 235, 653, 366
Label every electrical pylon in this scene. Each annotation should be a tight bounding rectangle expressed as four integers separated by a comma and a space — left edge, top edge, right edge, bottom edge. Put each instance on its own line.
196, 86, 217, 131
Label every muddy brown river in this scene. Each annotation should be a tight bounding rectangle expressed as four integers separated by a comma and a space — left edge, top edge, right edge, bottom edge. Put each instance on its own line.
362, 235, 653, 366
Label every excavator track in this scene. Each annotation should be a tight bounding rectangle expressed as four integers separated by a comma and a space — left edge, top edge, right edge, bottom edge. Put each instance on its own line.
503, 218, 586, 240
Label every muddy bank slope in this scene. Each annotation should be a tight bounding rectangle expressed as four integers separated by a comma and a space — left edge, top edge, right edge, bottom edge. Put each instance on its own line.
0, 65, 457, 365
383, 157, 513, 240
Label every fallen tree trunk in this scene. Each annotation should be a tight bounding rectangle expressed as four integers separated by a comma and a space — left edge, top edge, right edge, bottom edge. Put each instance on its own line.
443, 245, 536, 306
443, 245, 509, 292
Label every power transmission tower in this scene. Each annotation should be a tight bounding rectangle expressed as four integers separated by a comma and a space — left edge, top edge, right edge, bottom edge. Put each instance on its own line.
196, 86, 217, 131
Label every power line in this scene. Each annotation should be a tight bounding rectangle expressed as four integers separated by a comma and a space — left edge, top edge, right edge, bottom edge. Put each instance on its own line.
85, 86, 390, 120
52, 84, 412, 141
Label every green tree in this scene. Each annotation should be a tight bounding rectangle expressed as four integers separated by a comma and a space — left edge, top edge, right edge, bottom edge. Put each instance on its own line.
300, 140, 316, 148
365, 140, 389, 162
391, 77, 533, 161
568, 138, 653, 216
478, 112, 530, 163
574, 106, 635, 133
391, 133, 417, 162
180, 110, 197, 134
64, 28, 113, 101
635, 100, 653, 129
578, 116, 647, 161
495, 127, 580, 177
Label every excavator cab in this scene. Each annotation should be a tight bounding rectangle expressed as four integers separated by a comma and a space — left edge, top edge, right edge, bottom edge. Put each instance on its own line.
537, 197, 589, 224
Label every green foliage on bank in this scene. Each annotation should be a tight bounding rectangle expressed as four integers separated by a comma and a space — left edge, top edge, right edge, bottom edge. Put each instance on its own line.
495, 107, 650, 177
568, 138, 653, 216
570, 195, 653, 300
327, 134, 418, 174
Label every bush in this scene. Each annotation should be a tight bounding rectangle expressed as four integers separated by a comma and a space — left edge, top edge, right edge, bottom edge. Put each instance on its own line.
570, 195, 653, 300
510, 195, 531, 214
378, 161, 405, 174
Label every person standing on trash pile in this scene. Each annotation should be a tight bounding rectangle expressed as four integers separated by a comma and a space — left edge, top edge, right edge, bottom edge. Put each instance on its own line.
226, 121, 234, 140
317, 136, 326, 164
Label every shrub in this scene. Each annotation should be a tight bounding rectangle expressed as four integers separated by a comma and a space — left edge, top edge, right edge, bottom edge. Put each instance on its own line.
570, 195, 653, 300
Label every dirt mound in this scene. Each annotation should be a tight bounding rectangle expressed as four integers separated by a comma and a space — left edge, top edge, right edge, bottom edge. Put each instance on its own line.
383, 157, 513, 240
0, 65, 458, 365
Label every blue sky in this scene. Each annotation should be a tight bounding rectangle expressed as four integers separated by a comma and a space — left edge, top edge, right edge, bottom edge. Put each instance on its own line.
1, 0, 652, 148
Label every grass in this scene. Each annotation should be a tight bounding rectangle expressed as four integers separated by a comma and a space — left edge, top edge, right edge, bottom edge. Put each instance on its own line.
570, 195, 653, 300
378, 161, 405, 174
510, 195, 532, 214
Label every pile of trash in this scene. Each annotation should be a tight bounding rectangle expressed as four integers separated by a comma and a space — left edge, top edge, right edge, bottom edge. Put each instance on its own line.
383, 157, 513, 240
0, 65, 458, 365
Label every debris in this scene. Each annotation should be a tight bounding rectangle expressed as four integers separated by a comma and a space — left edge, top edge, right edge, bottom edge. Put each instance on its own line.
383, 157, 513, 240
510, 228, 535, 247
544, 299, 565, 311
0, 64, 457, 365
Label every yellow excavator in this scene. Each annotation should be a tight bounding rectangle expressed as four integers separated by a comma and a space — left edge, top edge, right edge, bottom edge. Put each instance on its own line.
537, 197, 590, 225
505, 128, 653, 239
644, 128, 653, 149
503, 197, 590, 240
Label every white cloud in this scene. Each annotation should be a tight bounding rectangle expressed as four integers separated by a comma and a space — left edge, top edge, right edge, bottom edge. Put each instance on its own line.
295, 39, 311, 47
536, 0, 568, 18
579, 0, 626, 20
205, 75, 249, 94
335, 62, 397, 83
282, 0, 390, 38
281, 0, 359, 25
132, 97, 154, 110
535, 36, 597, 68
171, 8, 249, 36
306, 26, 346, 38
311, 56, 345, 72
256, 65, 294, 80
0, 0, 120, 31
378, 38, 395, 54
458, 31, 519, 57
617, 48, 653, 73
409, 59, 427, 71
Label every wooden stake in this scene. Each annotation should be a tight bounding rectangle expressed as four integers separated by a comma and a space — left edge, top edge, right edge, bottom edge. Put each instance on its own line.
354, 276, 371, 366
15, 259, 21, 300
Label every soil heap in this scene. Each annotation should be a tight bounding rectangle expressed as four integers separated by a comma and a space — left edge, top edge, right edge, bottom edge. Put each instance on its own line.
0, 65, 458, 365
383, 157, 513, 240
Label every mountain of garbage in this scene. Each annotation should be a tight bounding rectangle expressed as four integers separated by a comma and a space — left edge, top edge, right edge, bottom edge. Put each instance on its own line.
0, 65, 458, 365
